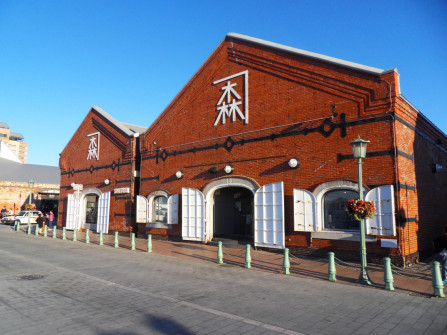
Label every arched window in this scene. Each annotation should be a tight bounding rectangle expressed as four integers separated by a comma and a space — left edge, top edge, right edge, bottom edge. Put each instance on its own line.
153, 196, 168, 223
323, 189, 359, 230
85, 194, 99, 224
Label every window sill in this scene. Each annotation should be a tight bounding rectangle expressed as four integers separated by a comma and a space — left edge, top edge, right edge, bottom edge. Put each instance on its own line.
146, 222, 169, 229
311, 231, 376, 242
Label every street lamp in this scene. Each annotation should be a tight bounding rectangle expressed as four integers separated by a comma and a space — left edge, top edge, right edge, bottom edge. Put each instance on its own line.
350, 135, 371, 285
28, 180, 34, 228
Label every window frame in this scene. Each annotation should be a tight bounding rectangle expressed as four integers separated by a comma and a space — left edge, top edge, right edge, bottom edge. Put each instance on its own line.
147, 190, 170, 228
313, 180, 368, 233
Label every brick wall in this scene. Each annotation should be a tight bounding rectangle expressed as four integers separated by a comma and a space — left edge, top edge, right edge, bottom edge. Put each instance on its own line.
59, 108, 136, 232
138, 36, 413, 261
0, 181, 59, 215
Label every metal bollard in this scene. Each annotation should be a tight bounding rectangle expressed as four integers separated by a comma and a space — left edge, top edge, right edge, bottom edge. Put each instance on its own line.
245, 244, 251, 269
283, 248, 290, 275
99, 231, 103, 245
73, 228, 77, 242
383, 257, 394, 291
432, 261, 445, 298
217, 241, 223, 264
328, 252, 336, 282
52, 226, 57, 239
16, 222, 20, 231
44, 226, 48, 237
62, 227, 66, 240
147, 234, 152, 253
114, 231, 119, 248
27, 224, 31, 235
131, 233, 136, 251
85, 229, 90, 244
35, 224, 39, 236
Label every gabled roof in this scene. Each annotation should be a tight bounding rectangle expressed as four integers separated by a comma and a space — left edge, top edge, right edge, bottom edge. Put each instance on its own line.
0, 157, 60, 184
9, 132, 24, 140
0, 122, 10, 129
227, 33, 397, 75
91, 105, 146, 137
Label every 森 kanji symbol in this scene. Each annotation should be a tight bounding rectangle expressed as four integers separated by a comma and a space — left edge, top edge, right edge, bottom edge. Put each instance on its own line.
214, 81, 244, 126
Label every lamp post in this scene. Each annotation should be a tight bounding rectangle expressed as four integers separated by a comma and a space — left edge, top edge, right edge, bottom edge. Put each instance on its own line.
350, 135, 371, 285
28, 180, 35, 228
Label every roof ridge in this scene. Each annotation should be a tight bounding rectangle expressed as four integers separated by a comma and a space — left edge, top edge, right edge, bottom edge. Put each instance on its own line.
227, 33, 397, 75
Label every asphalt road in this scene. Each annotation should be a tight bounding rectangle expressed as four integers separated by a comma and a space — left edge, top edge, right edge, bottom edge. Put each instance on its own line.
0, 225, 446, 335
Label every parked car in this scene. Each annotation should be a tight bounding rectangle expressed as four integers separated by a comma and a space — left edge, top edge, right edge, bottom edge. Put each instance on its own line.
1, 210, 43, 225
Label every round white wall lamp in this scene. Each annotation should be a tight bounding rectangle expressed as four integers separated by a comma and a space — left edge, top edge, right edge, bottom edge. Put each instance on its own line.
176, 170, 184, 179
104, 179, 110, 185
224, 165, 234, 174
288, 158, 300, 169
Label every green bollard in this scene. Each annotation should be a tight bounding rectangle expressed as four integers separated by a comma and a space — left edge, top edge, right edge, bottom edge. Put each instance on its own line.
35, 224, 39, 236
27, 224, 31, 235
283, 248, 290, 275
245, 244, 251, 269
52, 226, 57, 239
99, 231, 103, 245
131, 233, 136, 251
44, 226, 48, 237
73, 228, 77, 242
147, 234, 152, 253
384, 257, 394, 291
432, 261, 445, 298
85, 229, 90, 244
114, 231, 119, 248
328, 252, 336, 282
16, 222, 20, 231
217, 241, 223, 264
62, 227, 66, 240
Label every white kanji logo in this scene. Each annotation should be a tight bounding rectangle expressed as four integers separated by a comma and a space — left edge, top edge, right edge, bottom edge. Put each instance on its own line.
213, 71, 248, 126
214, 81, 244, 126
87, 132, 100, 160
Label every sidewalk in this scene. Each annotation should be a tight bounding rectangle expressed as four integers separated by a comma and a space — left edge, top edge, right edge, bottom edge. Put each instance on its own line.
13, 225, 442, 298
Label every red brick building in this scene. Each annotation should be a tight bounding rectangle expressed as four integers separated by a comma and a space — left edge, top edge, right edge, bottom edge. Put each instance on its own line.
59, 106, 145, 233
59, 33, 447, 265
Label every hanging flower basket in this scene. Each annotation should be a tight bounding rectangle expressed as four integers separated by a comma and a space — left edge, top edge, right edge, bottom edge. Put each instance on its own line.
24, 203, 36, 211
346, 199, 375, 221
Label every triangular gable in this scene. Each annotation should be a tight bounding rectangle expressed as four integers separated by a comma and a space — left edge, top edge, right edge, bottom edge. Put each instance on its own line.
140, 33, 399, 157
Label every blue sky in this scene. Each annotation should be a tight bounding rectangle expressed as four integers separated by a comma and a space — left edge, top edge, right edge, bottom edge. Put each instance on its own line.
1, 0, 446, 167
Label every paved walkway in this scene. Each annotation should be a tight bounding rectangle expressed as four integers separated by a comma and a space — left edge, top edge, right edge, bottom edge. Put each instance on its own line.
1, 225, 446, 334
19, 225, 439, 297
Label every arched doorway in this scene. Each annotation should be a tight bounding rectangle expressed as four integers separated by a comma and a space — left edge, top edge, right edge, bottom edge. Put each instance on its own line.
203, 177, 258, 243
81, 188, 101, 230
213, 187, 253, 240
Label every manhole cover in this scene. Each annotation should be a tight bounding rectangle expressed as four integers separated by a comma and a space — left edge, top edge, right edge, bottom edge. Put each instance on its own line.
17, 274, 45, 281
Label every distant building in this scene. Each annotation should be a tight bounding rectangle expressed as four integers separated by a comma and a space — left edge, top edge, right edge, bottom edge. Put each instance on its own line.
0, 121, 28, 163
0, 157, 60, 216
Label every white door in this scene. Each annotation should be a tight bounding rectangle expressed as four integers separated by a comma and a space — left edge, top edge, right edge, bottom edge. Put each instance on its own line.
182, 188, 205, 241
293, 189, 316, 232
97, 192, 111, 233
136, 195, 148, 223
66, 193, 79, 230
167, 194, 179, 224
254, 182, 285, 249
366, 185, 396, 236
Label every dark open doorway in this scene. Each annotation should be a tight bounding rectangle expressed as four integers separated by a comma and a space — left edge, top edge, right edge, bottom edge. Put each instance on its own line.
213, 187, 253, 241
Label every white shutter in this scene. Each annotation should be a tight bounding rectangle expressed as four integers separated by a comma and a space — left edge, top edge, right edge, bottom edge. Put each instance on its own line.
97, 192, 111, 233
366, 185, 396, 236
148, 196, 153, 222
167, 194, 179, 224
181, 188, 205, 241
293, 189, 316, 232
254, 182, 285, 249
136, 195, 148, 223
66, 193, 77, 230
